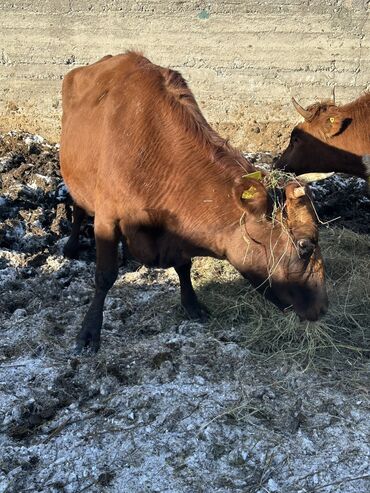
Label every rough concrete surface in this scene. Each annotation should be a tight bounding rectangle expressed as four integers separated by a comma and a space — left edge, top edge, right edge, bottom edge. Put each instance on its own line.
0, 1, 369, 150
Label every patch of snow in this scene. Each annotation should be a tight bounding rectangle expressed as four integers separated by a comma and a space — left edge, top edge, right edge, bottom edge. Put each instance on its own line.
0, 267, 18, 286
56, 183, 68, 201
24, 135, 44, 145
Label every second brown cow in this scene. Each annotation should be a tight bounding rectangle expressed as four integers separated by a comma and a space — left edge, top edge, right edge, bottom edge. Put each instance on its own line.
275, 93, 370, 180
60, 52, 328, 351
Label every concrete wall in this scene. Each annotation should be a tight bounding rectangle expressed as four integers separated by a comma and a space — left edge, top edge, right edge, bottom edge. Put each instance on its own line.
0, 0, 369, 151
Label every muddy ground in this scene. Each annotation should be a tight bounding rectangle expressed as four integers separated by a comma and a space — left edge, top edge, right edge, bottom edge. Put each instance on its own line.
0, 132, 369, 493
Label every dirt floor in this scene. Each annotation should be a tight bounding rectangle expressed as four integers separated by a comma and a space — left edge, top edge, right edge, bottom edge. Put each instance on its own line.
0, 132, 369, 493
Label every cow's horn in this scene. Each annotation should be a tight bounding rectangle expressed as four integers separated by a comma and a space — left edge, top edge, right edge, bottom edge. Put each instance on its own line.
293, 186, 306, 198
331, 86, 336, 105
291, 97, 314, 121
297, 172, 335, 183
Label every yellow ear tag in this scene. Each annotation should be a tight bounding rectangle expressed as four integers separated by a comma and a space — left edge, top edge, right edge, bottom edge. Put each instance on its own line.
241, 186, 257, 200
329, 117, 335, 123
243, 170, 263, 181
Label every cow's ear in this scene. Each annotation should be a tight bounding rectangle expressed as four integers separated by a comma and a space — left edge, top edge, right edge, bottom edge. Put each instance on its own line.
324, 110, 346, 137
233, 178, 270, 218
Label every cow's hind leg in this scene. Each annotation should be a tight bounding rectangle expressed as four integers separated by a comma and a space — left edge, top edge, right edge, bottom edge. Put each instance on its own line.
76, 220, 119, 352
175, 262, 210, 321
63, 203, 86, 259
120, 235, 133, 267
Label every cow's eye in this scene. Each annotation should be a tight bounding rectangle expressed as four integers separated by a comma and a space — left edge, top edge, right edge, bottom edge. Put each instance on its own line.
297, 238, 315, 259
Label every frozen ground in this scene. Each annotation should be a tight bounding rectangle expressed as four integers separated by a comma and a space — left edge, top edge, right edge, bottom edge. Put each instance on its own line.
0, 133, 369, 493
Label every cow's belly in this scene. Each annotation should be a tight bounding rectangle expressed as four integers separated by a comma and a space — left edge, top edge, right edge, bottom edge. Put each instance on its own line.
123, 225, 190, 269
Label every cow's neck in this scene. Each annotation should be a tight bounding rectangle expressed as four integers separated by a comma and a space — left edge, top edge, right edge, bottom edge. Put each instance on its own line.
155, 108, 255, 259
325, 144, 366, 177
168, 151, 251, 260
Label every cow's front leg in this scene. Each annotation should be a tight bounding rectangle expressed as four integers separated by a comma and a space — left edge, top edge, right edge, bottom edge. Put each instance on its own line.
175, 262, 210, 321
76, 220, 119, 352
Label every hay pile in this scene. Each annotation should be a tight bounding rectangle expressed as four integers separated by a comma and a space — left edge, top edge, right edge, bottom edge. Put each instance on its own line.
190, 226, 370, 369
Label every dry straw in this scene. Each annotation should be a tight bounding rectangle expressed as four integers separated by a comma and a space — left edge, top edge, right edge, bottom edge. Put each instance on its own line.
191, 226, 370, 370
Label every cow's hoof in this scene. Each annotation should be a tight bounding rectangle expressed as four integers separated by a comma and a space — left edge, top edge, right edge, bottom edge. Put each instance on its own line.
63, 240, 80, 260
63, 246, 80, 260
75, 327, 101, 353
183, 302, 210, 322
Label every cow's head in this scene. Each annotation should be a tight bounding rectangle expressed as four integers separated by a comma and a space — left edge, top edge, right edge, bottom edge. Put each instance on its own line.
228, 175, 328, 321
274, 97, 365, 177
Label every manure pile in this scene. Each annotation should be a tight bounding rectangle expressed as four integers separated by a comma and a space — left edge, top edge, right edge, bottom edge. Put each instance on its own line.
0, 133, 369, 493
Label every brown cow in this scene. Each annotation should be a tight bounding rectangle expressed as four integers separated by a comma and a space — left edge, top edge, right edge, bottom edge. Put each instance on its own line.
60, 52, 328, 351
275, 94, 370, 180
